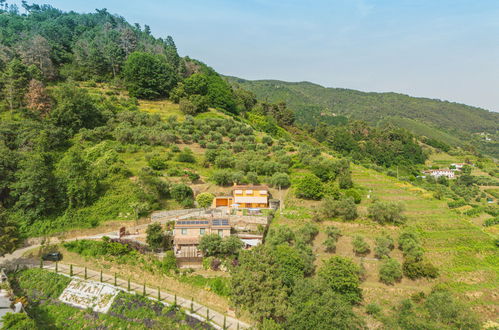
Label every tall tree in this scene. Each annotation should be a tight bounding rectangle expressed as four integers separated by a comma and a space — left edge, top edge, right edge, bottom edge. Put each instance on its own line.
286, 278, 365, 330
50, 83, 103, 135
0, 204, 20, 257
25, 79, 52, 117
11, 152, 58, 222
16, 35, 55, 80
2, 59, 29, 110
56, 147, 98, 209
231, 245, 289, 322
123, 52, 177, 99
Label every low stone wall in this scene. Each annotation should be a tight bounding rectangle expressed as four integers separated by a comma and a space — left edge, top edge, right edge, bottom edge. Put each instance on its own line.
150, 208, 204, 221
229, 215, 269, 232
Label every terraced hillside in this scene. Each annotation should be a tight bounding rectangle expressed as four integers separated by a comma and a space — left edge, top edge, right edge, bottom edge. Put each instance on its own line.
272, 163, 498, 322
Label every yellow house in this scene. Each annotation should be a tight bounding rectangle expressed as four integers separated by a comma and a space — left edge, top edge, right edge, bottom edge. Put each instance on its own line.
232, 185, 269, 208
212, 185, 270, 209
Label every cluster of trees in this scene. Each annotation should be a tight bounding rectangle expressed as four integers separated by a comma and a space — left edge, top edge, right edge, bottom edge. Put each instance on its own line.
317, 122, 426, 168
294, 155, 358, 206
231, 237, 365, 328
198, 234, 244, 258
398, 230, 438, 279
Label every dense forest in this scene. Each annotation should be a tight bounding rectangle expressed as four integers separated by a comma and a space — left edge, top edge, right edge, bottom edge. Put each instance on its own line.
226, 77, 499, 158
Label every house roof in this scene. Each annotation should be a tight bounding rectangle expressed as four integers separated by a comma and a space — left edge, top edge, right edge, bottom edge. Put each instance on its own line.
232, 185, 269, 191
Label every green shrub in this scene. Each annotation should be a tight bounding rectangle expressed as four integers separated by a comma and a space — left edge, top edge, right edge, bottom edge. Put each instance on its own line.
324, 237, 337, 252
176, 148, 195, 163
212, 169, 234, 186
269, 172, 291, 188
379, 257, 403, 285
368, 201, 406, 225
162, 251, 177, 273
147, 154, 168, 170
403, 257, 439, 279
295, 173, 324, 200
374, 235, 394, 259
325, 226, 342, 241
352, 235, 370, 256
1, 312, 37, 329
170, 183, 193, 202
447, 199, 467, 209
321, 197, 358, 221
295, 223, 319, 245
344, 189, 362, 204
365, 303, 382, 316
483, 217, 499, 227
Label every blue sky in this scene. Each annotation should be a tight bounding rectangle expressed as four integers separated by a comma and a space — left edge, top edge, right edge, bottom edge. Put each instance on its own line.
12, 0, 499, 111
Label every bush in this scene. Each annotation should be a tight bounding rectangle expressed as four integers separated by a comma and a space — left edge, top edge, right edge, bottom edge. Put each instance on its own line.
398, 230, 424, 260
321, 197, 358, 221
147, 154, 168, 170
324, 238, 337, 252
338, 171, 353, 189
176, 148, 195, 163
1, 312, 37, 329
484, 217, 499, 227
162, 251, 177, 273
170, 183, 193, 202
325, 226, 342, 241
269, 172, 291, 188
447, 199, 467, 209
374, 235, 394, 259
344, 189, 362, 204
368, 201, 406, 225
403, 257, 439, 279
295, 223, 319, 245
146, 223, 169, 250
295, 173, 323, 200
196, 192, 215, 208
318, 256, 362, 304
123, 52, 177, 99
379, 257, 403, 284
366, 303, 382, 316
212, 169, 233, 186
352, 236, 370, 256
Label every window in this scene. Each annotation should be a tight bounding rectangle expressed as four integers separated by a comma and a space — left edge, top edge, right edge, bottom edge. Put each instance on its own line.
181, 228, 187, 235
245, 190, 253, 194
218, 229, 224, 237
200, 228, 205, 235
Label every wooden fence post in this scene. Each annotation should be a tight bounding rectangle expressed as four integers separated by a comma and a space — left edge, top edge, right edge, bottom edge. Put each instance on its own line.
100, 270, 103, 282
39, 259, 43, 269
127, 278, 131, 291
70, 264, 73, 277
174, 294, 177, 307
55, 262, 58, 273
143, 283, 146, 296
206, 309, 209, 323
114, 273, 117, 286
223, 315, 226, 330
190, 298, 194, 313
157, 287, 161, 301
84, 267, 87, 280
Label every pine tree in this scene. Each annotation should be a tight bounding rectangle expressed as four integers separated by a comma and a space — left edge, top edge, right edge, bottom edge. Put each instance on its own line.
0, 204, 19, 257
3, 59, 29, 111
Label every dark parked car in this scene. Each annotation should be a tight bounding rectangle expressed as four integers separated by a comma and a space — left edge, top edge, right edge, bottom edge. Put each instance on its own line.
42, 252, 62, 262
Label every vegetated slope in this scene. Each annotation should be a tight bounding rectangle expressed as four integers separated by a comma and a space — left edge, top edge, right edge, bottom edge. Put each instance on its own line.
272, 163, 498, 321
225, 77, 499, 156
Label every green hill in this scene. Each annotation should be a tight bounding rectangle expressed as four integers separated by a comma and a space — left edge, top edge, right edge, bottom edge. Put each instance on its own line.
0, 3, 497, 329
225, 77, 499, 157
